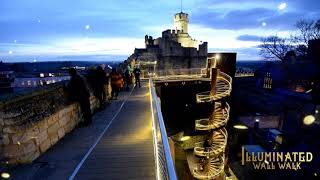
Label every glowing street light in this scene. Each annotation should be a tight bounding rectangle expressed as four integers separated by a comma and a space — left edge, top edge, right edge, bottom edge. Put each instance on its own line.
1, 172, 10, 179
303, 115, 316, 125
262, 22, 267, 27
180, 136, 191, 141
233, 125, 248, 130
278, 2, 287, 10
215, 54, 220, 60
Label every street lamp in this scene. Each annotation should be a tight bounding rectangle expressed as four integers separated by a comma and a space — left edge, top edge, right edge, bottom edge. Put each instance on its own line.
1, 172, 10, 179
303, 115, 317, 125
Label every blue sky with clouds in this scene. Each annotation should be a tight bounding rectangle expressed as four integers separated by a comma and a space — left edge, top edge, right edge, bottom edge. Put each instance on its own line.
0, 0, 319, 62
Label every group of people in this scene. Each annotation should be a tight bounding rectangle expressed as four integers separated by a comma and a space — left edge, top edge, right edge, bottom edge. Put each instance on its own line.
66, 64, 141, 126
110, 64, 141, 99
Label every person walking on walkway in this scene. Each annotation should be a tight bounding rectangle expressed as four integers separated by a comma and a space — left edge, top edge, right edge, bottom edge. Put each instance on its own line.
67, 68, 92, 126
124, 69, 131, 91
110, 68, 123, 100
133, 66, 141, 88
96, 66, 108, 108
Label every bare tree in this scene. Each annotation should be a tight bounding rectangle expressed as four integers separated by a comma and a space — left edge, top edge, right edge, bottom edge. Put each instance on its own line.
259, 36, 292, 61
260, 18, 320, 61
295, 19, 320, 45
293, 19, 320, 56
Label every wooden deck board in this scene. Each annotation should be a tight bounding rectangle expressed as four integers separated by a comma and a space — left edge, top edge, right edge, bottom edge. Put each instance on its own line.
75, 83, 156, 180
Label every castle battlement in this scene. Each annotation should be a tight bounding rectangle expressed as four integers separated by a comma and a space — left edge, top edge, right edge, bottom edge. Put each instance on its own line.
174, 12, 189, 33
174, 12, 188, 18
129, 11, 208, 70
162, 29, 184, 38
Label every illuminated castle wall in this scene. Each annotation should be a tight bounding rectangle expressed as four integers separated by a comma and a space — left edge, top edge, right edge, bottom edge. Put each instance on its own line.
129, 12, 207, 70
174, 12, 189, 33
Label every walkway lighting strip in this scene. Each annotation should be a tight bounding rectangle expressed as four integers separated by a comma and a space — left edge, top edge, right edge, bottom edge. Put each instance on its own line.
149, 79, 178, 180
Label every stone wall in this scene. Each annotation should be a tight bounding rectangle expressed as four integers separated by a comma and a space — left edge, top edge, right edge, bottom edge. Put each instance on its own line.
0, 82, 100, 165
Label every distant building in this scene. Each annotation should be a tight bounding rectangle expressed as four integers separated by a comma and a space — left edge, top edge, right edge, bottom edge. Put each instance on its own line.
128, 12, 208, 71
0, 62, 14, 94
308, 39, 320, 64
12, 76, 70, 88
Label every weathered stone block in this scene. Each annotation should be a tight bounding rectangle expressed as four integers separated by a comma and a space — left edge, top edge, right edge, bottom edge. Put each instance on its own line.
49, 112, 59, 126
65, 105, 73, 114
49, 134, 59, 146
57, 127, 65, 139
70, 104, 77, 111
11, 126, 39, 144
47, 122, 59, 137
64, 120, 74, 134
18, 149, 40, 164
37, 119, 48, 130
34, 130, 48, 146
2, 144, 23, 158
0, 134, 10, 145
5, 158, 18, 165
3, 126, 17, 133
0, 117, 4, 126
58, 115, 69, 127
58, 108, 67, 118
22, 140, 37, 155
39, 138, 51, 153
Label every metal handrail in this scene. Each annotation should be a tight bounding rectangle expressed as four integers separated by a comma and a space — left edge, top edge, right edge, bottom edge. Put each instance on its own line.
149, 79, 178, 180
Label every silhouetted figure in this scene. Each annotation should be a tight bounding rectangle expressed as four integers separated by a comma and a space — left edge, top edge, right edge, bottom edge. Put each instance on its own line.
96, 66, 108, 108
124, 69, 131, 91
110, 68, 123, 100
67, 68, 92, 126
86, 66, 108, 109
133, 66, 141, 88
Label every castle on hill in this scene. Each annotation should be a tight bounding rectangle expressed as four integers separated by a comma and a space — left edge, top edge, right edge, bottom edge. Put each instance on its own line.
128, 12, 208, 70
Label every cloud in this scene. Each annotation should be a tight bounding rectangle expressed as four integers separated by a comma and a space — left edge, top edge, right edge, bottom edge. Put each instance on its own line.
209, 46, 262, 60
237, 34, 263, 42
192, 0, 320, 31
193, 7, 306, 30
1, 0, 320, 62
0, 37, 145, 56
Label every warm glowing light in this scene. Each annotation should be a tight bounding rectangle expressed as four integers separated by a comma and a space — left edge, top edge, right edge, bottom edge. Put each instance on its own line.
1, 172, 10, 179
215, 54, 220, 60
180, 136, 191, 141
85, 25, 90, 30
275, 136, 283, 144
303, 115, 315, 125
278, 3, 287, 10
8, 51, 13, 54
316, 110, 319, 114
262, 22, 267, 27
233, 125, 248, 130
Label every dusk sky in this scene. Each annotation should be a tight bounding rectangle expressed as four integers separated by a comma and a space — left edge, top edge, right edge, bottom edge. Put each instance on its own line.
1, 0, 319, 62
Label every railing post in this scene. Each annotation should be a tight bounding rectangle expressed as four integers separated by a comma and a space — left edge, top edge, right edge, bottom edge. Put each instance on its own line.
149, 79, 178, 180
210, 68, 219, 96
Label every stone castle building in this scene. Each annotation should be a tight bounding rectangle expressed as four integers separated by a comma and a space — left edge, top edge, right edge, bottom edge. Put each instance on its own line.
128, 12, 208, 70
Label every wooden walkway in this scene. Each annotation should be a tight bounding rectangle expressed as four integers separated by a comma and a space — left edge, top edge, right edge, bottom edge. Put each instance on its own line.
74, 83, 156, 180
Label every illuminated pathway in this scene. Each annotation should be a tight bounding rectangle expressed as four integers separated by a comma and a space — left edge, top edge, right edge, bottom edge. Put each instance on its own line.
73, 83, 155, 180
9, 84, 156, 180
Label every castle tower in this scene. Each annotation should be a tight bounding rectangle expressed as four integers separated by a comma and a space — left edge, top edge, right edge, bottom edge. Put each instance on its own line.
174, 12, 189, 33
